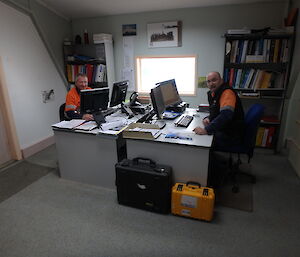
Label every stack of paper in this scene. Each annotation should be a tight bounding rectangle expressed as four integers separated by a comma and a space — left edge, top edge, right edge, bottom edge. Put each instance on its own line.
52, 119, 86, 129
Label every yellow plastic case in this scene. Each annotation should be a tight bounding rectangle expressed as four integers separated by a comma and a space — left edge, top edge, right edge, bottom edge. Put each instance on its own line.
171, 182, 215, 221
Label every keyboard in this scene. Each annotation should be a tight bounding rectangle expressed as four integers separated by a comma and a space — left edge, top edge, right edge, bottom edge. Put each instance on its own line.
174, 115, 194, 128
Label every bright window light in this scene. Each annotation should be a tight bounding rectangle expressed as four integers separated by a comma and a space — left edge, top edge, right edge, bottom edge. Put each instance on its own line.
136, 56, 197, 96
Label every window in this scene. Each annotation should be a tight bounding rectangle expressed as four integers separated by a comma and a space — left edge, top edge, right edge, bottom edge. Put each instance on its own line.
136, 56, 197, 96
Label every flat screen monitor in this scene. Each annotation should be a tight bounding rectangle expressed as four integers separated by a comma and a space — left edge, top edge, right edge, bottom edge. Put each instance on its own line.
80, 87, 109, 114
157, 79, 182, 107
110, 80, 129, 107
150, 85, 165, 120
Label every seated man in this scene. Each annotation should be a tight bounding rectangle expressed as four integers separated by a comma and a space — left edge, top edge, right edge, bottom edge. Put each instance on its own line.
193, 71, 245, 187
65, 73, 94, 121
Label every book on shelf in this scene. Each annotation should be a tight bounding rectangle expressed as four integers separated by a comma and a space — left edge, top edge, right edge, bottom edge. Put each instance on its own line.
226, 37, 291, 64
94, 64, 107, 82
253, 70, 265, 90
227, 28, 251, 34
266, 127, 275, 148
244, 69, 256, 88
261, 128, 269, 147
256, 127, 265, 146
260, 71, 272, 89
255, 126, 276, 147
245, 55, 264, 63
239, 92, 260, 98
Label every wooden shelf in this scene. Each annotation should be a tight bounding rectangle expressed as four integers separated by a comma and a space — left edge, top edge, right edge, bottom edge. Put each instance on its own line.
224, 63, 287, 72
224, 33, 293, 40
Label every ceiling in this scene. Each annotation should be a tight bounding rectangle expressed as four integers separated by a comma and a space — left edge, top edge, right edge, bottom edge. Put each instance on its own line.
37, 0, 285, 20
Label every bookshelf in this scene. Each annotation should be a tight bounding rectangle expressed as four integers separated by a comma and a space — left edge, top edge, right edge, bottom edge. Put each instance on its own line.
223, 32, 295, 150
63, 42, 115, 89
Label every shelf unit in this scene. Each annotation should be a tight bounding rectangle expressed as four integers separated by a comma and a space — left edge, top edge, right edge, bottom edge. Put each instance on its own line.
223, 32, 295, 150
63, 42, 115, 89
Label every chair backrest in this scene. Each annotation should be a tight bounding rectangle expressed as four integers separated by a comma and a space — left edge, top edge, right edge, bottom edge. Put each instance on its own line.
59, 103, 66, 121
243, 103, 265, 157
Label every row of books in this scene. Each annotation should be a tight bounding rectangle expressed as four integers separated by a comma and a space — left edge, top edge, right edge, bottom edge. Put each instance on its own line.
66, 64, 107, 84
256, 126, 276, 147
226, 39, 290, 64
224, 68, 284, 89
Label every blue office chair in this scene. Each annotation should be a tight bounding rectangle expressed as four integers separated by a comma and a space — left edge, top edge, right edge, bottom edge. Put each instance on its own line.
216, 103, 265, 193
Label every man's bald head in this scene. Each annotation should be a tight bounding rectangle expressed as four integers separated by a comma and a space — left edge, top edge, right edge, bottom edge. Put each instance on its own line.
206, 72, 223, 93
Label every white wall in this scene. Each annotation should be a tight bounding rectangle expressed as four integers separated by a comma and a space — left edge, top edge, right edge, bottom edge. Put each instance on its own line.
284, 0, 300, 172
72, 2, 286, 107
0, 1, 67, 150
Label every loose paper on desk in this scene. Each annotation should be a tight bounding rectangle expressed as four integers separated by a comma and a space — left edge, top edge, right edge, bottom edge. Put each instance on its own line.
52, 119, 86, 129
129, 127, 161, 139
75, 121, 98, 131
165, 129, 194, 141
100, 117, 128, 131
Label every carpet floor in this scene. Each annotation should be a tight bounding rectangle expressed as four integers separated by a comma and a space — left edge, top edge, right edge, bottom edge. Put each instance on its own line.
0, 161, 56, 203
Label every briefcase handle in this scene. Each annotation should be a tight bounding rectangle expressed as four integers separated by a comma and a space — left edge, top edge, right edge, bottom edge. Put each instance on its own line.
186, 181, 201, 188
132, 157, 156, 168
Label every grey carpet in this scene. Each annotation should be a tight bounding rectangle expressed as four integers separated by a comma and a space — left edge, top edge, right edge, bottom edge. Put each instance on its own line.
216, 163, 253, 212
0, 161, 55, 203
1, 146, 300, 257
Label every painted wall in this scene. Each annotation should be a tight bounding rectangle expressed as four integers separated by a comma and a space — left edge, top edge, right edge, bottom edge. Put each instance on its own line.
284, 0, 300, 173
72, 2, 286, 107
0, 1, 67, 150
29, 0, 71, 71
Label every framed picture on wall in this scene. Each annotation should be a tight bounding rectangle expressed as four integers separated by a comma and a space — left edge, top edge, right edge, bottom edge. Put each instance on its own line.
147, 21, 181, 48
122, 24, 137, 36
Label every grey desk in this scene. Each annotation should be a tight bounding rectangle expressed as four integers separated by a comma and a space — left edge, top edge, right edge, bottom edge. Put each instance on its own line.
53, 126, 125, 189
126, 109, 213, 186
53, 109, 212, 189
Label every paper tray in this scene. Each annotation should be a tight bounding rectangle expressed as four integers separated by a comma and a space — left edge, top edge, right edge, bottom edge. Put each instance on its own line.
122, 123, 161, 140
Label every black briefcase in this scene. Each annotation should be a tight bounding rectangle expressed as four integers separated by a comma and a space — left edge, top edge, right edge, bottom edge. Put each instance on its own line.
115, 158, 172, 214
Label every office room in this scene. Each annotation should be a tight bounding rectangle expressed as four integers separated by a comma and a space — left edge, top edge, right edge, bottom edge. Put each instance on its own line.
0, 0, 299, 256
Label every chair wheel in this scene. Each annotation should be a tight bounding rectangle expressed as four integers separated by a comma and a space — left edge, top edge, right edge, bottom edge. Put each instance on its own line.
232, 186, 239, 193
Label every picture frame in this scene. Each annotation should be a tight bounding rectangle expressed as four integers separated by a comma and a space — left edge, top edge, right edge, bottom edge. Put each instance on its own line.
147, 21, 181, 48
122, 24, 137, 36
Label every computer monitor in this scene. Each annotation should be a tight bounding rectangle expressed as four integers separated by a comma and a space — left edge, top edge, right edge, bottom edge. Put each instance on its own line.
157, 79, 182, 107
80, 87, 109, 114
150, 85, 165, 120
109, 80, 129, 107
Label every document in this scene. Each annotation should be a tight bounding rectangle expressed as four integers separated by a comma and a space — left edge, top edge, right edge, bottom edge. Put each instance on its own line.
100, 116, 128, 131
75, 121, 98, 131
52, 119, 86, 129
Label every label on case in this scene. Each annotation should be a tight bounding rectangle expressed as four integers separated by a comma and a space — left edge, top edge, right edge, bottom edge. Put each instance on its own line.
181, 209, 191, 216
181, 195, 197, 208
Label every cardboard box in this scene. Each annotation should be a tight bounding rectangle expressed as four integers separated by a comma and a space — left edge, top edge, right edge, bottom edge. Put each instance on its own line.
122, 123, 161, 140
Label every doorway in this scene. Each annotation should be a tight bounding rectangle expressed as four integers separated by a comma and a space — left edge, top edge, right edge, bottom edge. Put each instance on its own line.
0, 57, 22, 168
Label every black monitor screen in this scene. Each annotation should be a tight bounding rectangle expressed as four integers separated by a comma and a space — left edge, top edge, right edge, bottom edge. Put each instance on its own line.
80, 87, 109, 114
110, 80, 129, 107
150, 85, 165, 120
157, 79, 182, 107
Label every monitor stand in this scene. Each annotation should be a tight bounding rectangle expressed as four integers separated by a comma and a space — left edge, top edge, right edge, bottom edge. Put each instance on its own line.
93, 111, 106, 127
121, 103, 134, 118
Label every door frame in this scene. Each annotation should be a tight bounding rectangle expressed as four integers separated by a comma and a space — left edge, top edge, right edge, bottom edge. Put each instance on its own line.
0, 57, 22, 160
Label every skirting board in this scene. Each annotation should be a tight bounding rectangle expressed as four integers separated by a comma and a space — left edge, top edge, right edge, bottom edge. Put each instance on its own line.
22, 135, 55, 159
